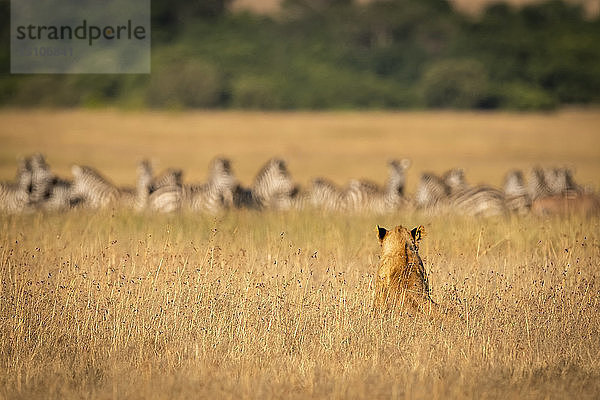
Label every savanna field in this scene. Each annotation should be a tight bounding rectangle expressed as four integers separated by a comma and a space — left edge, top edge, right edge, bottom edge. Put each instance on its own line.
1, 110, 600, 399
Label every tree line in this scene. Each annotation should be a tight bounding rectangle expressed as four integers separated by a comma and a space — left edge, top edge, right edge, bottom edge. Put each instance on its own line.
1, 0, 599, 110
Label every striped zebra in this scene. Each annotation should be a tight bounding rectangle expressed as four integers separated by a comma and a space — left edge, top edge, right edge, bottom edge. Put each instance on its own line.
144, 164, 185, 213
442, 168, 468, 195
0, 158, 32, 213
414, 173, 449, 210
28, 153, 55, 205
415, 170, 507, 217
304, 177, 348, 212
136, 160, 183, 211
147, 185, 184, 213
345, 179, 379, 212
345, 159, 411, 213
445, 169, 508, 217
70, 165, 138, 209
238, 158, 298, 211
135, 160, 153, 210
15, 157, 33, 194
450, 185, 508, 217
528, 166, 583, 202
233, 185, 254, 210
147, 158, 237, 214
503, 169, 531, 215
137, 160, 184, 194
151, 168, 183, 193
388, 159, 411, 198
527, 167, 553, 201
21, 154, 76, 212
140, 159, 187, 212
543, 167, 581, 196
187, 157, 237, 213
43, 176, 76, 211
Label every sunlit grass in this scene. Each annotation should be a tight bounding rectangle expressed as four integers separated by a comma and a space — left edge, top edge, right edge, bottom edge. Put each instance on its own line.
1, 210, 599, 399
1, 110, 599, 398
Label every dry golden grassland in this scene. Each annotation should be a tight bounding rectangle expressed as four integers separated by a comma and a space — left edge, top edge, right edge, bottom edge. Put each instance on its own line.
1, 110, 600, 399
1, 212, 599, 399
1, 109, 599, 191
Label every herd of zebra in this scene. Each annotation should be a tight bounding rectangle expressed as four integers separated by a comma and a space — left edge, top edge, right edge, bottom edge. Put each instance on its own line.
0, 153, 598, 216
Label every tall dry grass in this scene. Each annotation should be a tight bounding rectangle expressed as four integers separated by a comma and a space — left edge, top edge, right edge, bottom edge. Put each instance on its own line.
1, 110, 599, 398
1, 210, 599, 399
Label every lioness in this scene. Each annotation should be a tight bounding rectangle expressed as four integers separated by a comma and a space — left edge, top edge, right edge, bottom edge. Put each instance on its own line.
374, 224, 438, 316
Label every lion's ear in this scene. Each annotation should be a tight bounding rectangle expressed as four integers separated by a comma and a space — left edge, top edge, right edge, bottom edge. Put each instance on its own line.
411, 225, 426, 244
376, 225, 388, 243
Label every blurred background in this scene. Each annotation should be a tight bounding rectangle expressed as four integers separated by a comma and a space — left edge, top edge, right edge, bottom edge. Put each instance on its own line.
1, 0, 599, 193
1, 0, 600, 110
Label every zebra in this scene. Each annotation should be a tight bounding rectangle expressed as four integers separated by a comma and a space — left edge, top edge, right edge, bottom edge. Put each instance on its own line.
147, 157, 237, 214
345, 179, 379, 212
415, 170, 507, 217
442, 168, 468, 195
304, 177, 348, 212
139, 159, 187, 212
233, 184, 254, 210
135, 160, 153, 210
15, 157, 33, 195
145, 168, 185, 213
150, 168, 183, 193
137, 160, 184, 194
136, 160, 183, 211
42, 176, 76, 211
237, 158, 298, 211
70, 165, 139, 209
527, 167, 553, 201
528, 166, 584, 202
0, 158, 32, 213
345, 159, 412, 213
450, 185, 508, 217
147, 184, 184, 213
503, 169, 531, 215
444, 169, 508, 217
414, 173, 449, 210
388, 158, 411, 198
543, 167, 582, 196
186, 157, 237, 213
28, 153, 55, 205
16, 154, 76, 212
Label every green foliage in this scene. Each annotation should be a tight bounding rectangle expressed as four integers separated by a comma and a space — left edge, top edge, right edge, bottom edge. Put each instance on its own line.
230, 75, 284, 109
419, 59, 490, 109
453, 0, 600, 106
495, 83, 557, 110
146, 61, 223, 108
2, 0, 600, 110
12, 76, 81, 107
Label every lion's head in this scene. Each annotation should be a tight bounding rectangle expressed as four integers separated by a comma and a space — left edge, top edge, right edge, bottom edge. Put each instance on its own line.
377, 224, 425, 258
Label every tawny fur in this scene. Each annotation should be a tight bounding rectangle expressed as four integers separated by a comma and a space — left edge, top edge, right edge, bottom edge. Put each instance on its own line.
531, 193, 599, 216
374, 224, 439, 316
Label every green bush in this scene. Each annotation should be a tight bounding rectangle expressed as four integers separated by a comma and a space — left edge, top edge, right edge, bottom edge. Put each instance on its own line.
146, 61, 223, 108
12, 76, 81, 107
230, 75, 285, 109
496, 83, 557, 110
418, 59, 490, 109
